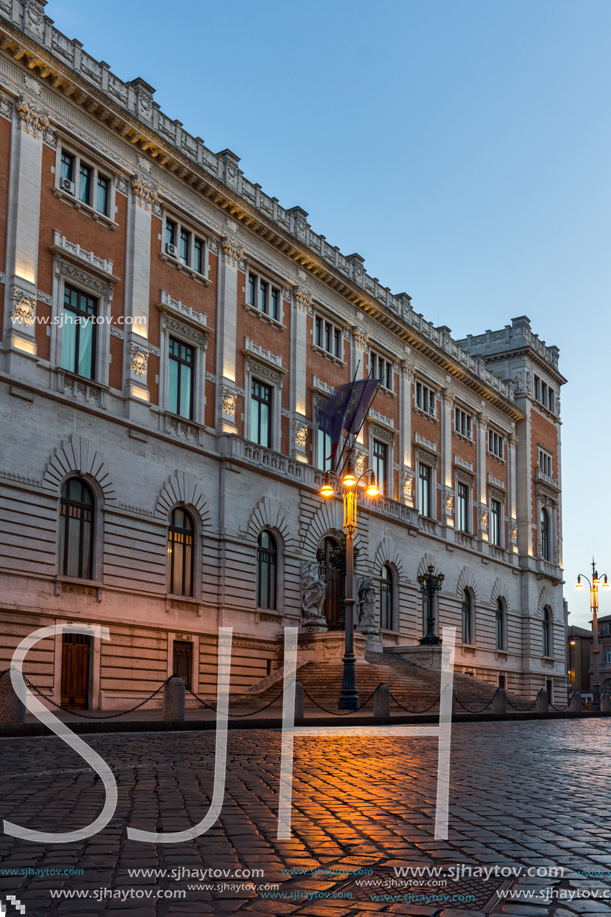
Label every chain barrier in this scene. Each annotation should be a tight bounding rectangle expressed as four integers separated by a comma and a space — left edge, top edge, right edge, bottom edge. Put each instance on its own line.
22, 675, 172, 720
301, 685, 382, 716
387, 691, 441, 714
505, 696, 538, 711
185, 685, 287, 718
454, 692, 496, 714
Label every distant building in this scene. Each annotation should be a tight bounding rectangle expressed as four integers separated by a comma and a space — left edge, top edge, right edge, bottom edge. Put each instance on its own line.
0, 0, 567, 710
567, 626, 592, 694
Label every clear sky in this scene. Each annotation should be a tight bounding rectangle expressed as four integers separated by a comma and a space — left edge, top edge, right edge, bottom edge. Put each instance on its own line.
50, 0, 611, 628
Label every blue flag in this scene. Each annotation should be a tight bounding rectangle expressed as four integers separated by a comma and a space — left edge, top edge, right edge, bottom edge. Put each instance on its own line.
318, 379, 379, 462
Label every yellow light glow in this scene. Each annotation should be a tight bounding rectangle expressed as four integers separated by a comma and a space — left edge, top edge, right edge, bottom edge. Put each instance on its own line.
576, 582, 584, 589
12, 336, 36, 355
320, 472, 334, 498
570, 640, 576, 645
130, 384, 150, 402
366, 481, 379, 497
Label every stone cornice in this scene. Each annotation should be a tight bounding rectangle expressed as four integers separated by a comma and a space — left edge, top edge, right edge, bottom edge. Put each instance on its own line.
0, 3, 525, 422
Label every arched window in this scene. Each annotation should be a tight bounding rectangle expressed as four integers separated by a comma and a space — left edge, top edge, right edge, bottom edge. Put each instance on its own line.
540, 508, 550, 561
380, 565, 394, 631
461, 589, 472, 645
316, 537, 344, 627
59, 478, 94, 579
167, 508, 194, 597
542, 607, 552, 657
257, 531, 277, 610
495, 598, 504, 650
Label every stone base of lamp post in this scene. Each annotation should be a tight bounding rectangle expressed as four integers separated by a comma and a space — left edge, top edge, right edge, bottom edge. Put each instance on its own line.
388, 644, 444, 670
297, 631, 369, 665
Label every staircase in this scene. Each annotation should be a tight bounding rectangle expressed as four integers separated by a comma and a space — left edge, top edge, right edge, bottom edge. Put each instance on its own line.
231, 649, 533, 714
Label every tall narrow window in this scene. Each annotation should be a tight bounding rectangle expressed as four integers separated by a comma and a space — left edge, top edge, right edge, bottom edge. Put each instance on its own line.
62, 284, 97, 380
380, 565, 394, 630
179, 228, 190, 265
496, 598, 504, 650
257, 531, 277, 610
315, 316, 322, 347
334, 327, 341, 358
168, 337, 194, 420
457, 482, 469, 532
373, 441, 388, 496
167, 508, 193, 597
422, 593, 430, 636
540, 508, 550, 560
172, 640, 193, 690
251, 379, 272, 448
490, 500, 502, 546
59, 478, 94, 580
317, 426, 333, 471
542, 607, 552, 657
165, 218, 176, 249
78, 163, 92, 204
96, 174, 109, 215
271, 288, 279, 321
462, 589, 472, 645
418, 464, 431, 516
193, 238, 204, 275
259, 279, 268, 314
317, 537, 344, 627
60, 151, 74, 183
248, 273, 256, 306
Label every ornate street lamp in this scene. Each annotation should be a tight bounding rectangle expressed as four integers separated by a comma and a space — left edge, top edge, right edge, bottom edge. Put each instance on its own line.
320, 453, 379, 710
576, 558, 610, 711
418, 564, 444, 646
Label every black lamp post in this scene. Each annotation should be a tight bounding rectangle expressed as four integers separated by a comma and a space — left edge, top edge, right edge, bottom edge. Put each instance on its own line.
418, 564, 444, 645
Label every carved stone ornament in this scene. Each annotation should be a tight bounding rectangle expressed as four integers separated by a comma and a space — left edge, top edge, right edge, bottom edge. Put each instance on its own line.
509, 433, 519, 448
247, 358, 283, 389
355, 448, 367, 475
300, 562, 328, 633
10, 290, 36, 326
370, 423, 394, 444
221, 386, 238, 417
357, 577, 378, 633
131, 174, 158, 210
510, 521, 518, 544
443, 490, 455, 515
353, 326, 369, 350
293, 285, 313, 314
221, 236, 243, 268
480, 509, 489, 532
16, 96, 49, 138
294, 420, 308, 449
401, 360, 415, 381
443, 388, 456, 406
161, 313, 206, 347
403, 471, 415, 500
129, 344, 149, 377
56, 258, 112, 299
0, 93, 13, 122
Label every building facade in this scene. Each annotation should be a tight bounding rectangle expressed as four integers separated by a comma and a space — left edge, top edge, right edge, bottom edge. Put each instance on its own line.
0, 0, 567, 709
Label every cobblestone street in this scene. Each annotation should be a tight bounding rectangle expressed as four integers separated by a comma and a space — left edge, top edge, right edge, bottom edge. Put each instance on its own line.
0, 720, 610, 916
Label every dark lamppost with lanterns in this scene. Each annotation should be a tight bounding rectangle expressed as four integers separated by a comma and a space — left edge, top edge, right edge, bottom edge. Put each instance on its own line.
576, 558, 609, 712
418, 564, 444, 645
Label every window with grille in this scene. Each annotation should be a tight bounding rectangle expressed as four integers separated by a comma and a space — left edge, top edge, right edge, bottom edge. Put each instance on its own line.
59, 478, 94, 580
173, 640, 193, 690
167, 508, 194, 597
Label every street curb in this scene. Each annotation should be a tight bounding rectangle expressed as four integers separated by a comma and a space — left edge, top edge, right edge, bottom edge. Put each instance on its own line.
0, 709, 607, 737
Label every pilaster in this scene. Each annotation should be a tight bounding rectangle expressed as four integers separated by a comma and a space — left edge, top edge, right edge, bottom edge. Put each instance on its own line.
216, 223, 243, 433
400, 359, 415, 506
124, 173, 156, 414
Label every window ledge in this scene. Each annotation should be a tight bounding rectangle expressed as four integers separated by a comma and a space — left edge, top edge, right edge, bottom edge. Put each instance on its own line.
376, 384, 396, 398
244, 302, 285, 330
495, 651, 508, 660
453, 430, 474, 445
166, 595, 202, 616
159, 252, 211, 285
312, 343, 345, 367
53, 188, 118, 231
487, 451, 506, 464
414, 405, 438, 422
54, 575, 103, 601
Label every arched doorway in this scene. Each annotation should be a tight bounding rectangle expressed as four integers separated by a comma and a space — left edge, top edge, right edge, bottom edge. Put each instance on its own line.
316, 536, 345, 628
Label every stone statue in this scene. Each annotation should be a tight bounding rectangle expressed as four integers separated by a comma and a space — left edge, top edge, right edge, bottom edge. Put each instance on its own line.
300, 562, 328, 633
357, 576, 383, 652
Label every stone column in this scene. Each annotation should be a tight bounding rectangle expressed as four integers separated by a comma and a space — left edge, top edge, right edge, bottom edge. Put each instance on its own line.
441, 389, 455, 532
508, 433, 519, 555
216, 224, 243, 433
291, 284, 311, 462
476, 413, 489, 545
400, 360, 415, 506
124, 173, 156, 413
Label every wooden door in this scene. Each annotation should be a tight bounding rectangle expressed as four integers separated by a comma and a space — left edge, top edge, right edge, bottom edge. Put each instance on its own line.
61, 633, 91, 708
173, 640, 193, 690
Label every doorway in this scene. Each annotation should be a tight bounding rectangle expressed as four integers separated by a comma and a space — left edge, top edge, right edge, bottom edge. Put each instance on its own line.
61, 632, 91, 708
173, 640, 193, 690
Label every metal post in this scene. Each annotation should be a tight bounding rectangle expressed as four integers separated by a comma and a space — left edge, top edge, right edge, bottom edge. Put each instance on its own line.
592, 560, 601, 712
338, 505, 359, 711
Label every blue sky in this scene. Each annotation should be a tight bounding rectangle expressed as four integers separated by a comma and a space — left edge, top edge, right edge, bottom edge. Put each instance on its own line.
51, 0, 611, 627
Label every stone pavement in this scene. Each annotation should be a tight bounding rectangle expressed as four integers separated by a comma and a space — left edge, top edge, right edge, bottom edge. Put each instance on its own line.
0, 720, 609, 916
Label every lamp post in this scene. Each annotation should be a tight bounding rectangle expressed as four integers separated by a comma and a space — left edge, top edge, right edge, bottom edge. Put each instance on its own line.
576, 559, 610, 712
418, 564, 444, 645
320, 452, 379, 710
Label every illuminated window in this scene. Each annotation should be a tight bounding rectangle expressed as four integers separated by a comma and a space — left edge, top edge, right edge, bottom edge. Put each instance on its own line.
59, 478, 94, 580
257, 532, 277, 610
167, 508, 193, 597
457, 482, 469, 533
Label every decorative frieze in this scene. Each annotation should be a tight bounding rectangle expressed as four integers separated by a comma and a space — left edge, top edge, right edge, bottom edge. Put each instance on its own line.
244, 338, 283, 369
0, 92, 13, 121
161, 312, 207, 347
221, 236, 243, 267
51, 231, 115, 277
370, 423, 394, 443
131, 174, 158, 210
415, 433, 437, 452
247, 358, 284, 389
55, 257, 113, 299
352, 326, 369, 350
15, 96, 49, 138
294, 285, 313, 314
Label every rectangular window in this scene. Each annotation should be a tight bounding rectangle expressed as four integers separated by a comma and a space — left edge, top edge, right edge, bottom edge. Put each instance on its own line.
418, 464, 431, 516
251, 379, 272, 448
324, 321, 331, 352
78, 163, 92, 205
317, 426, 332, 471
457, 482, 469, 532
415, 381, 435, 416
334, 327, 341, 358
606, 650, 611, 664
62, 284, 97, 380
369, 352, 393, 391
373, 440, 388, 496
534, 375, 540, 401
455, 408, 472, 439
548, 389, 554, 412
193, 238, 204, 275
271, 288, 279, 321
179, 228, 190, 265
259, 279, 268, 314
489, 430, 504, 459
168, 337, 194, 420
314, 315, 342, 359
248, 273, 256, 306
60, 151, 74, 183
490, 499, 502, 546
315, 316, 322, 347
96, 174, 109, 215
538, 449, 553, 477
247, 272, 280, 320
165, 218, 176, 249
